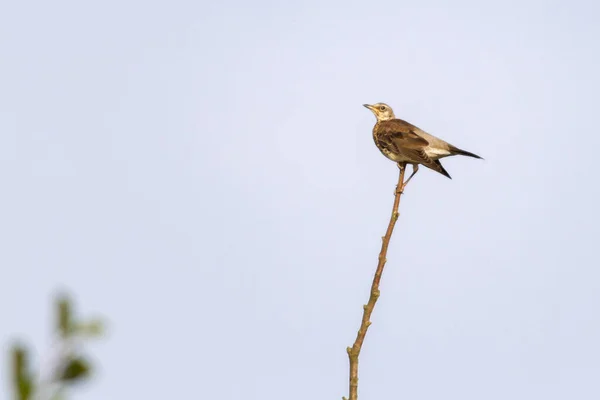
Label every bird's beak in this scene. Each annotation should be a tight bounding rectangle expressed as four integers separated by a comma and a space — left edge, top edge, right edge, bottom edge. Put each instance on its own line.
363, 104, 376, 112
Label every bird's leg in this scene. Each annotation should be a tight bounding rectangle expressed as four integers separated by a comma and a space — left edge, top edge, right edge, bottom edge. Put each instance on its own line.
401, 164, 419, 190
395, 162, 407, 194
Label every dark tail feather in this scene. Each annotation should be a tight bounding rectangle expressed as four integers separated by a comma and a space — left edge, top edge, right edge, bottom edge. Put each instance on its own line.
449, 145, 483, 159
430, 160, 452, 179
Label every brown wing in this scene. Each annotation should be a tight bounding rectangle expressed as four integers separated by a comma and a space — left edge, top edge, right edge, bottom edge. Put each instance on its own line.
376, 120, 451, 179
402, 148, 452, 179
374, 119, 429, 158
376, 119, 429, 150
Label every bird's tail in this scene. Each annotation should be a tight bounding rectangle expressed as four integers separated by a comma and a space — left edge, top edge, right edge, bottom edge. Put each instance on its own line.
449, 145, 483, 159
427, 160, 452, 179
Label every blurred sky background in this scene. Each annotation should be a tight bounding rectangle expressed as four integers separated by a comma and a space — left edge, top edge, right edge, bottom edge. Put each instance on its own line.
1, 0, 600, 399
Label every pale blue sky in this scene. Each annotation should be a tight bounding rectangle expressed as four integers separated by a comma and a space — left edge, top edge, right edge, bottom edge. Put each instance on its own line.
2, 0, 599, 399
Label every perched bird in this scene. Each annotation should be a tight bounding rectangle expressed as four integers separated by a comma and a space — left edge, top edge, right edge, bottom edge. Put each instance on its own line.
363, 102, 482, 187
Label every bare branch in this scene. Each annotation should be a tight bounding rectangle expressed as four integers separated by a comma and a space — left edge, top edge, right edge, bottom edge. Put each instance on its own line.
344, 163, 407, 400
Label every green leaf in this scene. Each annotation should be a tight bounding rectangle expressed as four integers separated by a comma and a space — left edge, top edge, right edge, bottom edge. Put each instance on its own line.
17, 378, 33, 400
56, 295, 73, 337
11, 345, 26, 381
11, 345, 33, 400
59, 357, 91, 383
73, 319, 105, 338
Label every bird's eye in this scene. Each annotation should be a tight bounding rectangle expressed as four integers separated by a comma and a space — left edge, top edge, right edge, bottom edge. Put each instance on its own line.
379, 106, 386, 111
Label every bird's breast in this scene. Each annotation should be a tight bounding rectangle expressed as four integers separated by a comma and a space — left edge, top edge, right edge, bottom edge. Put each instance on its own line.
372, 131, 412, 162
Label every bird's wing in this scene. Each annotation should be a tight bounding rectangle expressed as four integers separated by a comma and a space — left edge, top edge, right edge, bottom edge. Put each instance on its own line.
376, 119, 430, 155
393, 118, 454, 151
377, 120, 451, 178
401, 149, 452, 179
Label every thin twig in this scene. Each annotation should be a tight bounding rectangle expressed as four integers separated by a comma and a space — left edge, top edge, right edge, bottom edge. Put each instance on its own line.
343, 163, 407, 400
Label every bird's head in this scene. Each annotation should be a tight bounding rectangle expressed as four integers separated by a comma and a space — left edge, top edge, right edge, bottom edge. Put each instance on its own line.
363, 103, 395, 121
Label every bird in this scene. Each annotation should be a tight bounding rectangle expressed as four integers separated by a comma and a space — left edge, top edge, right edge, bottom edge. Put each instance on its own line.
363, 102, 482, 188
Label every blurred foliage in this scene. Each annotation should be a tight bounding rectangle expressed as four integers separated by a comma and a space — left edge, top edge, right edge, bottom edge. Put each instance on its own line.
11, 345, 33, 400
8, 293, 105, 400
